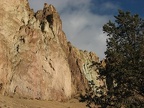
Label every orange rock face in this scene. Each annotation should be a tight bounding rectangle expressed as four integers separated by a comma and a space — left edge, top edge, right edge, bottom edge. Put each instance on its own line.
0, 0, 104, 101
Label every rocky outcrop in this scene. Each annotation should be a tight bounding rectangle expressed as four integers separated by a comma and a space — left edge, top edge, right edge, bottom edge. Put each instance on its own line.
0, 0, 105, 101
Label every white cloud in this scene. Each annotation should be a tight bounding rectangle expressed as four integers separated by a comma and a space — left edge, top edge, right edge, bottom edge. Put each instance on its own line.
28, 0, 118, 59
103, 2, 118, 9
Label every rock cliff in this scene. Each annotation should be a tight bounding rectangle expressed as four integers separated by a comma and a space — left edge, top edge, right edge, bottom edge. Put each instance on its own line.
0, 0, 105, 101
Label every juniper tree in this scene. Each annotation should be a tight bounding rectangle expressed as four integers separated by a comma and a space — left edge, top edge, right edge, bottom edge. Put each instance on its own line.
103, 10, 144, 99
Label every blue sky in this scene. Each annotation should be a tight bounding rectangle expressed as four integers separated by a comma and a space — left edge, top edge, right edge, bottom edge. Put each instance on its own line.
91, 0, 144, 17
28, 0, 144, 59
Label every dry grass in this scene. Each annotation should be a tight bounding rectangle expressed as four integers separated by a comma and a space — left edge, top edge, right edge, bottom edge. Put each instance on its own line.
0, 94, 88, 108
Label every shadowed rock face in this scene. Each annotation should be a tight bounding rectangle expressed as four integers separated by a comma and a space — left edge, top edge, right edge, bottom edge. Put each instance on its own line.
0, 0, 104, 101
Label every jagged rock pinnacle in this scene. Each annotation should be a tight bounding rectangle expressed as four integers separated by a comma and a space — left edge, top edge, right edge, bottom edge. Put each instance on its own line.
0, 0, 106, 101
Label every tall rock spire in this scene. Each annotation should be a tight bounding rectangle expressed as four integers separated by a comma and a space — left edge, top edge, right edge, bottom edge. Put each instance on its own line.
0, 0, 105, 101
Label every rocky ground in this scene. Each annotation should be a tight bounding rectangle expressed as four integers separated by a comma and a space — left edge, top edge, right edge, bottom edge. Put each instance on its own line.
0, 95, 89, 108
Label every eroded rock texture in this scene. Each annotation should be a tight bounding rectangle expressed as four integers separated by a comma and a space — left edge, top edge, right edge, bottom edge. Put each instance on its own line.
0, 0, 105, 101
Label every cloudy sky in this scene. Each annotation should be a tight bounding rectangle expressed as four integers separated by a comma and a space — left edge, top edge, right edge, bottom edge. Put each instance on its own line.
28, 0, 144, 59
